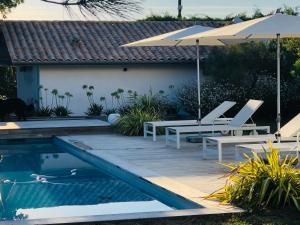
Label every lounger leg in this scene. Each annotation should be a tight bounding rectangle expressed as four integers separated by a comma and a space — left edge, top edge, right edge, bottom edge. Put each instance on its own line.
203, 138, 207, 159
143, 123, 148, 139
218, 142, 222, 162
235, 145, 240, 161
166, 128, 169, 145
297, 145, 300, 166
176, 131, 180, 149
153, 125, 157, 142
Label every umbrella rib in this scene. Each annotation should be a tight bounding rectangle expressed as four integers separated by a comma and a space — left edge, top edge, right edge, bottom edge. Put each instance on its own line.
175, 40, 183, 46
217, 39, 228, 45
245, 34, 253, 40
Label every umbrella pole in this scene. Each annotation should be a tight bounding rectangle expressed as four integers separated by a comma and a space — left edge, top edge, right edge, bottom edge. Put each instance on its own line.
277, 33, 281, 142
196, 40, 201, 123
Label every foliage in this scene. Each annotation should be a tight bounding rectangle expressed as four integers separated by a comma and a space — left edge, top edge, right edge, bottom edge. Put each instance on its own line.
41, 0, 142, 19
208, 144, 300, 211
104, 87, 176, 117
0, 0, 141, 19
177, 80, 247, 117
115, 108, 161, 136
114, 88, 176, 136
204, 42, 277, 87
104, 108, 117, 115
142, 6, 299, 21
52, 106, 71, 117
38, 85, 73, 117
82, 84, 104, 116
0, 0, 23, 18
51, 89, 73, 112
86, 103, 103, 116
202, 38, 300, 120
91, 210, 300, 225
35, 106, 52, 117
0, 67, 16, 98
177, 77, 300, 120
125, 88, 177, 118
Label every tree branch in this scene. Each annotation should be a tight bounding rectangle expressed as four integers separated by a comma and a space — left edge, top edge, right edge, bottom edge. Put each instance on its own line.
40, 0, 142, 19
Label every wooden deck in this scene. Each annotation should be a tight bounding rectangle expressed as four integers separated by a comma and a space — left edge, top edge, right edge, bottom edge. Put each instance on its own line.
60, 134, 241, 213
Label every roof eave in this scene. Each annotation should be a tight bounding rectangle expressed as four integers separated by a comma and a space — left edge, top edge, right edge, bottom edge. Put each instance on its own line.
12, 60, 197, 66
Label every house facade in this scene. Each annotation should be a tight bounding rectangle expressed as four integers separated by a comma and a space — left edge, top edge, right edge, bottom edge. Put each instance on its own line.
0, 21, 220, 115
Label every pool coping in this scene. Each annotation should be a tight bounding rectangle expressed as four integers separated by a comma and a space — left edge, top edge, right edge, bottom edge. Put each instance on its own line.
55, 137, 242, 222
0, 136, 243, 225
1, 208, 241, 225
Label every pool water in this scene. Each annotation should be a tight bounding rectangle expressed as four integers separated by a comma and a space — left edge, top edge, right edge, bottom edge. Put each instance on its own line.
0, 139, 173, 221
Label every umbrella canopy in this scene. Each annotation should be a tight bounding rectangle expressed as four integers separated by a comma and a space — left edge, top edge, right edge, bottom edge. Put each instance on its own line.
183, 13, 300, 40
181, 13, 300, 138
122, 25, 225, 47
122, 25, 224, 121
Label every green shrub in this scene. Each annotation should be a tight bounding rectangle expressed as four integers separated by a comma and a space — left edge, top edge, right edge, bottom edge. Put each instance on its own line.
208, 144, 300, 211
115, 108, 161, 136
114, 89, 177, 136
86, 103, 103, 116
52, 106, 71, 117
177, 77, 300, 120
0, 66, 16, 98
104, 108, 117, 115
177, 80, 247, 117
35, 106, 52, 117
126, 89, 177, 118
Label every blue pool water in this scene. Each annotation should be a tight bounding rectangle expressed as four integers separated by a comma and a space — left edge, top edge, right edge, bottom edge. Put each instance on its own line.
0, 138, 199, 222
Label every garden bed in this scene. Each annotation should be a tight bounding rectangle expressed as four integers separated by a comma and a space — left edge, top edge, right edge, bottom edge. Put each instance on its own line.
89, 210, 300, 225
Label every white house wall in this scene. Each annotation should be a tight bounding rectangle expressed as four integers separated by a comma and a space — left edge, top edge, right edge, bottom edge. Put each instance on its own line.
39, 64, 200, 116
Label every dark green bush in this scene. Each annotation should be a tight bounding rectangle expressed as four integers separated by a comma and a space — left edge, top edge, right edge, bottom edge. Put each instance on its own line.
52, 106, 71, 117
115, 108, 161, 136
114, 89, 176, 136
0, 67, 16, 98
86, 103, 103, 116
35, 106, 52, 117
125, 90, 177, 118
177, 77, 300, 121
177, 80, 247, 117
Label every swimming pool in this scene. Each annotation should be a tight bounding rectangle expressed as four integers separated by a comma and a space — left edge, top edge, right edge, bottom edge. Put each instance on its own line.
0, 138, 201, 223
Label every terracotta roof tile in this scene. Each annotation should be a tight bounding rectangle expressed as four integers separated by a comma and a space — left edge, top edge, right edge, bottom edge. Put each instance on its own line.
1, 20, 224, 65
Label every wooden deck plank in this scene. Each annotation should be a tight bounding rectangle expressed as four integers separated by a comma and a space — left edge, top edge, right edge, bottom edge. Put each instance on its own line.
60, 134, 238, 195
59, 134, 243, 214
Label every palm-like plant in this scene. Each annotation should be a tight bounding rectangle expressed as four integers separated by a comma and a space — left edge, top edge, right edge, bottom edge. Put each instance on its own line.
208, 143, 300, 211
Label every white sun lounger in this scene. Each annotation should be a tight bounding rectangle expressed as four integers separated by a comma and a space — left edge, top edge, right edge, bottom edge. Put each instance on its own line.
236, 142, 300, 162
203, 113, 300, 162
166, 100, 270, 149
144, 101, 236, 141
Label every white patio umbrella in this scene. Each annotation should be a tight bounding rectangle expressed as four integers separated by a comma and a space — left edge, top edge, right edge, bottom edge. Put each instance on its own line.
180, 13, 300, 139
122, 25, 225, 122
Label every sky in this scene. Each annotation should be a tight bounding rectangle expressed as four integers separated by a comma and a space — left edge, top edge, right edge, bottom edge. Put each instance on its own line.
5, 0, 300, 20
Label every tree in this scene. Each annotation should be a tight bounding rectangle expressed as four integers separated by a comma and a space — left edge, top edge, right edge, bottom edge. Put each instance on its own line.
0, 0, 142, 19
0, 67, 16, 98
41, 0, 142, 18
0, 0, 23, 18
203, 42, 277, 89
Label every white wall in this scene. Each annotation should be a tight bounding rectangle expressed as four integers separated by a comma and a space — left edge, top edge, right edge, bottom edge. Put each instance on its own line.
39, 64, 200, 115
